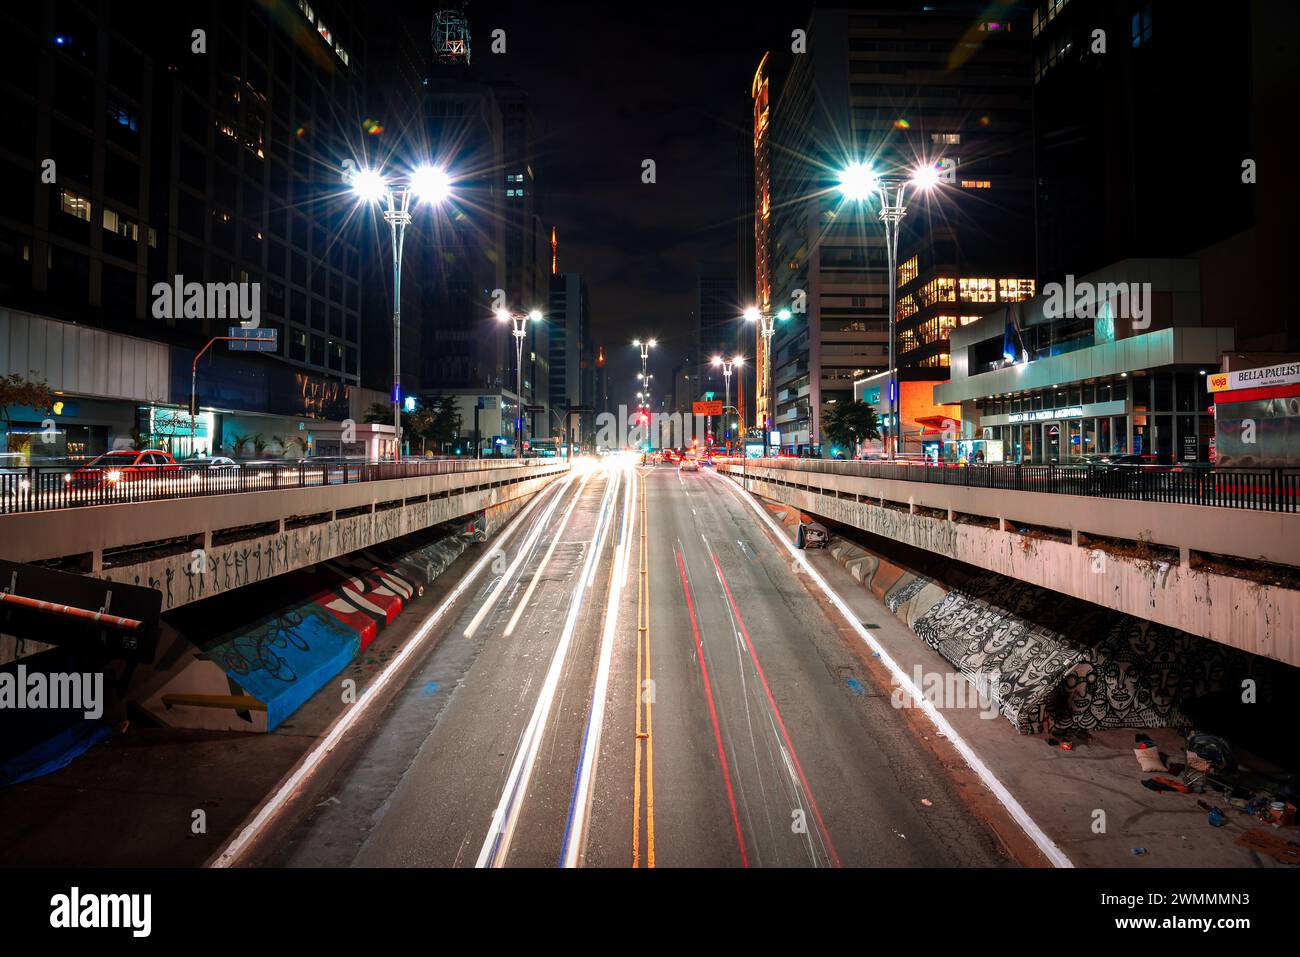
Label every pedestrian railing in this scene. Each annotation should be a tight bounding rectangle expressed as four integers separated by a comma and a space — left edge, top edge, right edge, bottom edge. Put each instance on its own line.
0, 458, 567, 515
727, 459, 1300, 513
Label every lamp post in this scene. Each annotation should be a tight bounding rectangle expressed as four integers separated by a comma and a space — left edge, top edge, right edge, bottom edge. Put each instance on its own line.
711, 354, 743, 452
837, 160, 940, 461
744, 307, 791, 444
349, 163, 453, 460
496, 308, 543, 458
633, 337, 656, 383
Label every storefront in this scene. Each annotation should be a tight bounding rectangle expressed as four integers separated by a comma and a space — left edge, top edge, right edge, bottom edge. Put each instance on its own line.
1209, 360, 1300, 468
973, 371, 1216, 464
3, 397, 139, 463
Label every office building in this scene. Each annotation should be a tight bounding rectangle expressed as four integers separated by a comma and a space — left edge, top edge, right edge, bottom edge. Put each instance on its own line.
766, 4, 1036, 453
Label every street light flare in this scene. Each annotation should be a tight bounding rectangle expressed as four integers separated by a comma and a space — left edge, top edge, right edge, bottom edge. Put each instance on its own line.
410, 164, 452, 204
837, 161, 877, 201
911, 162, 941, 191
350, 167, 387, 203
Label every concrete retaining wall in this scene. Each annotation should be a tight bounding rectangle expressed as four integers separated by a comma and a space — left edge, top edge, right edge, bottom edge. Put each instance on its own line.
722, 465, 1300, 668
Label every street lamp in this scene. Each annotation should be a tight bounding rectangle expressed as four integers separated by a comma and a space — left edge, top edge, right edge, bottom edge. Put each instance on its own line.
711, 355, 743, 452
349, 162, 454, 459
744, 307, 791, 438
496, 307, 544, 458
837, 160, 941, 461
632, 337, 656, 385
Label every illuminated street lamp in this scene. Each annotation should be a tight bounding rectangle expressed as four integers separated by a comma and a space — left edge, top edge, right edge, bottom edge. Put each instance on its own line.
349, 162, 454, 458
744, 307, 791, 434
633, 337, 657, 384
837, 160, 942, 461
496, 307, 544, 458
711, 354, 743, 451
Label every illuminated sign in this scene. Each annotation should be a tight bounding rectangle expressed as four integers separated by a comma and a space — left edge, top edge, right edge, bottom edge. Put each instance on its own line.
693, 400, 723, 416
1007, 406, 1084, 423
1207, 362, 1300, 393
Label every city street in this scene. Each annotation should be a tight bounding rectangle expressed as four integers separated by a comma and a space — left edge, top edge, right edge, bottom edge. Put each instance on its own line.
244, 456, 1009, 867
0, 0, 1295, 939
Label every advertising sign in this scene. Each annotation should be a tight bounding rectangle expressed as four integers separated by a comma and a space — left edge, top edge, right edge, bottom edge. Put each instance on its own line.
1207, 362, 1300, 393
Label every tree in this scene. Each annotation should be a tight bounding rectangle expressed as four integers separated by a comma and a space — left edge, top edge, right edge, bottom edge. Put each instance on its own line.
364, 400, 460, 453
822, 400, 881, 456
424, 396, 462, 451
0, 372, 54, 450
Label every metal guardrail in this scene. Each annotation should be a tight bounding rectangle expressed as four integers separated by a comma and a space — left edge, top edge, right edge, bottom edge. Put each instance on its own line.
0, 458, 566, 515
727, 459, 1300, 513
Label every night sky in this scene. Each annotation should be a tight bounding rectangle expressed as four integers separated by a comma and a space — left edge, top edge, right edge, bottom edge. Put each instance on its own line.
386, 0, 811, 396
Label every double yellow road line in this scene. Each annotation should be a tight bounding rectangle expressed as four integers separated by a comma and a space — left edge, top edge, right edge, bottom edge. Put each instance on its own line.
632, 471, 655, 866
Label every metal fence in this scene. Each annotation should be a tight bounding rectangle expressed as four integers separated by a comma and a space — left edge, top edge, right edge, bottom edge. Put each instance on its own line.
0, 458, 566, 515
731, 459, 1300, 513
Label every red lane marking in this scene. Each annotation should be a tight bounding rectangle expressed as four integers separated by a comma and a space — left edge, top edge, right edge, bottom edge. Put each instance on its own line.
677, 548, 749, 868
708, 548, 842, 868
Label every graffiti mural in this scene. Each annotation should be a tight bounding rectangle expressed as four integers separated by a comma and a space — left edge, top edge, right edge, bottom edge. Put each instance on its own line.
822, 529, 1257, 735
150, 524, 471, 732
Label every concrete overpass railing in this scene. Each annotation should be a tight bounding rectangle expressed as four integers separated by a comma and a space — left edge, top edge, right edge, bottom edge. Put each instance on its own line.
0, 459, 569, 613
718, 459, 1300, 668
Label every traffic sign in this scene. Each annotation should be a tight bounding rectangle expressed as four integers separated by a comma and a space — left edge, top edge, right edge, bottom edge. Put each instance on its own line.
227, 327, 277, 352
693, 400, 723, 416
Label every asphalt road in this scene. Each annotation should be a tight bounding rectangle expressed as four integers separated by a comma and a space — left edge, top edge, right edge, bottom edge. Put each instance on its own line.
256, 455, 1012, 868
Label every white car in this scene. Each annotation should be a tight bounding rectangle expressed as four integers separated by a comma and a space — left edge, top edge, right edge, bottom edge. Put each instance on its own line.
679, 456, 699, 472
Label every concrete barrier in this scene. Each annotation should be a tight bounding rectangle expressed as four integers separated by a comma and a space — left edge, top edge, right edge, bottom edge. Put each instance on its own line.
722, 463, 1300, 668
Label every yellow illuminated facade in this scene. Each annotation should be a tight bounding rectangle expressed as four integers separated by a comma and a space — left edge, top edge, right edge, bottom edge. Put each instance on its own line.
896, 276, 1035, 370
752, 52, 773, 428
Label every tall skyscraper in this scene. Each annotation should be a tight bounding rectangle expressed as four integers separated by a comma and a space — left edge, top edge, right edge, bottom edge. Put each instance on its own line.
766, 4, 1037, 452
750, 51, 774, 430
548, 271, 589, 438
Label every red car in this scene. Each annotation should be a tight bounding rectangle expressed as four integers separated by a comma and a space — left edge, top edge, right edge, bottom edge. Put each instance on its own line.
66, 449, 181, 490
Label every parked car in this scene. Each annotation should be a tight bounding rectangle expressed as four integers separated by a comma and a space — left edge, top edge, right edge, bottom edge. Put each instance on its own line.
185, 456, 238, 469
65, 449, 180, 490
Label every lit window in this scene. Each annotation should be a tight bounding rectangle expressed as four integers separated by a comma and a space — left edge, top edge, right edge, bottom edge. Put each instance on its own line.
317, 20, 331, 44
998, 278, 1036, 302
107, 102, 138, 131
60, 189, 91, 222
103, 208, 139, 241
959, 277, 998, 303
960, 180, 992, 189
897, 255, 919, 287
298, 0, 315, 24
1131, 4, 1152, 47
931, 133, 961, 145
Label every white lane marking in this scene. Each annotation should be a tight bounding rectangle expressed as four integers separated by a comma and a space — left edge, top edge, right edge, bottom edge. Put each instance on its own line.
207, 474, 568, 868
503, 471, 594, 637
561, 460, 636, 867
463, 472, 577, 638
703, 468, 1074, 869
476, 466, 622, 868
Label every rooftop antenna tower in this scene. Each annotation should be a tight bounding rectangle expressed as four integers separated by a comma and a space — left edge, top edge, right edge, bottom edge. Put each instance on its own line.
433, 5, 472, 66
